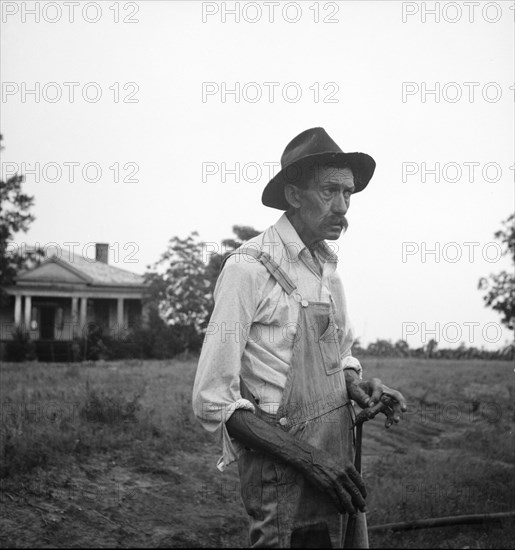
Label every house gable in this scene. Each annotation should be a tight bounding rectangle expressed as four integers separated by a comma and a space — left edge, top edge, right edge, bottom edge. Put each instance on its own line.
16, 258, 91, 285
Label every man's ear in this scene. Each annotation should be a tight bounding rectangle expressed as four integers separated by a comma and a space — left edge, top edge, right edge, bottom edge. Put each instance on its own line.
284, 184, 303, 209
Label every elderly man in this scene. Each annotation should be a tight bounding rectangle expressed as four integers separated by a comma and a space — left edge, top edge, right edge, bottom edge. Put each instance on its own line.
193, 128, 407, 548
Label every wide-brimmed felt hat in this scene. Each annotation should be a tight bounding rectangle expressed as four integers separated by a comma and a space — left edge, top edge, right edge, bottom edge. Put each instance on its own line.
262, 127, 376, 210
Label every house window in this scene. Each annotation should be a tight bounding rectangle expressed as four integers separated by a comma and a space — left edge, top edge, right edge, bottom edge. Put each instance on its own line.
94, 300, 110, 329
56, 307, 64, 330
127, 300, 142, 328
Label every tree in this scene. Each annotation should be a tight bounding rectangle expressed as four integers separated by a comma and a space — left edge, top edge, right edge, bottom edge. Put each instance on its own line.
394, 339, 410, 357
425, 338, 438, 359
145, 226, 262, 353
366, 339, 397, 357
148, 232, 213, 334
478, 214, 515, 330
221, 225, 262, 252
0, 135, 36, 305
205, 225, 261, 286
351, 337, 365, 356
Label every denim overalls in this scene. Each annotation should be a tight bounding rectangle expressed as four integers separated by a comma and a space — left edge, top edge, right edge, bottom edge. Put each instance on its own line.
230, 249, 368, 548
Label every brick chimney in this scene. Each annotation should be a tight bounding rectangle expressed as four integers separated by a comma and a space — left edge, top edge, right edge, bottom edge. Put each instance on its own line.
95, 243, 109, 264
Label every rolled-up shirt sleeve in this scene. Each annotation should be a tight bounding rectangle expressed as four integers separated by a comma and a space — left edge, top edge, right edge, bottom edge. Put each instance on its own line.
192, 255, 262, 471
341, 334, 363, 379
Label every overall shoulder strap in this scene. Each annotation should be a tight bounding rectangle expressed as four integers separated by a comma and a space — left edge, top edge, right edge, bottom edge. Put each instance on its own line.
220, 248, 297, 296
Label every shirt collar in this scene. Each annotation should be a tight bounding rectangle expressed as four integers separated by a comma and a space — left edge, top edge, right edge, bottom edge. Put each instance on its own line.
273, 213, 338, 264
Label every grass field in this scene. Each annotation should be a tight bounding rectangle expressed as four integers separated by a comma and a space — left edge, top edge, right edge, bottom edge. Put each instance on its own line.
1, 357, 514, 548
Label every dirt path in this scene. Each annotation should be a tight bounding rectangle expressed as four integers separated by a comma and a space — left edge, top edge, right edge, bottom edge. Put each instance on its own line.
2, 427, 514, 548
1, 447, 249, 548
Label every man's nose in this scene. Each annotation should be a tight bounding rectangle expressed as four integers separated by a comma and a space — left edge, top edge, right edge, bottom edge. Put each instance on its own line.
332, 192, 348, 214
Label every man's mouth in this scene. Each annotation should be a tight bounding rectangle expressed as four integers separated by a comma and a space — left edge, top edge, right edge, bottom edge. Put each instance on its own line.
329, 218, 348, 229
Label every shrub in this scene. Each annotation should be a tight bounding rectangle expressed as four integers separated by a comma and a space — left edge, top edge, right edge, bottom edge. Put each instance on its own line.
128, 308, 203, 359
80, 384, 141, 424
67, 311, 204, 361
5, 327, 36, 362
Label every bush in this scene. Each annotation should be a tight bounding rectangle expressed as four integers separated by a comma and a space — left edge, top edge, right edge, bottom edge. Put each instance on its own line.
79, 323, 114, 361
65, 310, 203, 362
5, 327, 36, 362
128, 308, 203, 359
72, 323, 140, 361
80, 384, 141, 424
1, 428, 50, 478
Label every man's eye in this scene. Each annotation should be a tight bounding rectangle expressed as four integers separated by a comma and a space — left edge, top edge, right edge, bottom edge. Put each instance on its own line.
322, 188, 351, 199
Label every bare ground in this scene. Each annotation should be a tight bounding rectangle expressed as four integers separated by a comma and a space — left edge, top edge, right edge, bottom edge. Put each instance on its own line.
1, 357, 514, 548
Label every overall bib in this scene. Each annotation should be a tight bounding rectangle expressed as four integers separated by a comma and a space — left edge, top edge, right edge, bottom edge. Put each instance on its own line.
231, 250, 369, 549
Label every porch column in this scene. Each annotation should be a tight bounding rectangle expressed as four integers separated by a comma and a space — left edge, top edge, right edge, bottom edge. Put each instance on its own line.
14, 295, 22, 326
117, 298, 124, 330
80, 297, 87, 331
141, 302, 150, 328
24, 295, 32, 329
71, 297, 79, 337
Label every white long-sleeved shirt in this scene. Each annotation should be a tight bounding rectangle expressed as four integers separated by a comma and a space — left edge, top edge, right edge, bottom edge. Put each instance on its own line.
192, 213, 362, 470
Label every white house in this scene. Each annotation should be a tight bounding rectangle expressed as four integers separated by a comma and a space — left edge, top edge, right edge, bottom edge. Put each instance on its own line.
1, 243, 149, 359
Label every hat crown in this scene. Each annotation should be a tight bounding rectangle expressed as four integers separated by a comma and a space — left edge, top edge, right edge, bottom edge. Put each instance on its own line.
262, 127, 376, 210
281, 127, 343, 169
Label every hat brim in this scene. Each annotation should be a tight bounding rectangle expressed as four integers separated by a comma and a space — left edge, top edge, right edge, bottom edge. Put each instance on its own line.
262, 152, 376, 210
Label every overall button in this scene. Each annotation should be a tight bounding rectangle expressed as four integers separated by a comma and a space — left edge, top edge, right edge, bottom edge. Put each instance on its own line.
301, 300, 309, 308
279, 417, 289, 426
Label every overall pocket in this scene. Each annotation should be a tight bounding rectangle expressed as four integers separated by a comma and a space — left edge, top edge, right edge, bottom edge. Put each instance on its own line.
318, 318, 342, 375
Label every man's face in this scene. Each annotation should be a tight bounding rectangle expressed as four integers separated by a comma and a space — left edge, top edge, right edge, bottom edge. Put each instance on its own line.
292, 165, 355, 243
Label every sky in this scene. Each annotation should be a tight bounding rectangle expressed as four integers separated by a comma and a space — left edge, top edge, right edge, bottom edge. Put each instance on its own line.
1, 0, 514, 349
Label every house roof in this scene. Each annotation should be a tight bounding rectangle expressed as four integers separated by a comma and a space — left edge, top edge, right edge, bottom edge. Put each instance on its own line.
16, 254, 147, 288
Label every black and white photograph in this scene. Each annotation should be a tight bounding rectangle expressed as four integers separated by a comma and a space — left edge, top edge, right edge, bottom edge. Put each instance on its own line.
0, 1, 513, 547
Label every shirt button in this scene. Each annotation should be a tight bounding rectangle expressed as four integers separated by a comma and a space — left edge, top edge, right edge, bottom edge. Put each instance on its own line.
279, 417, 288, 426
